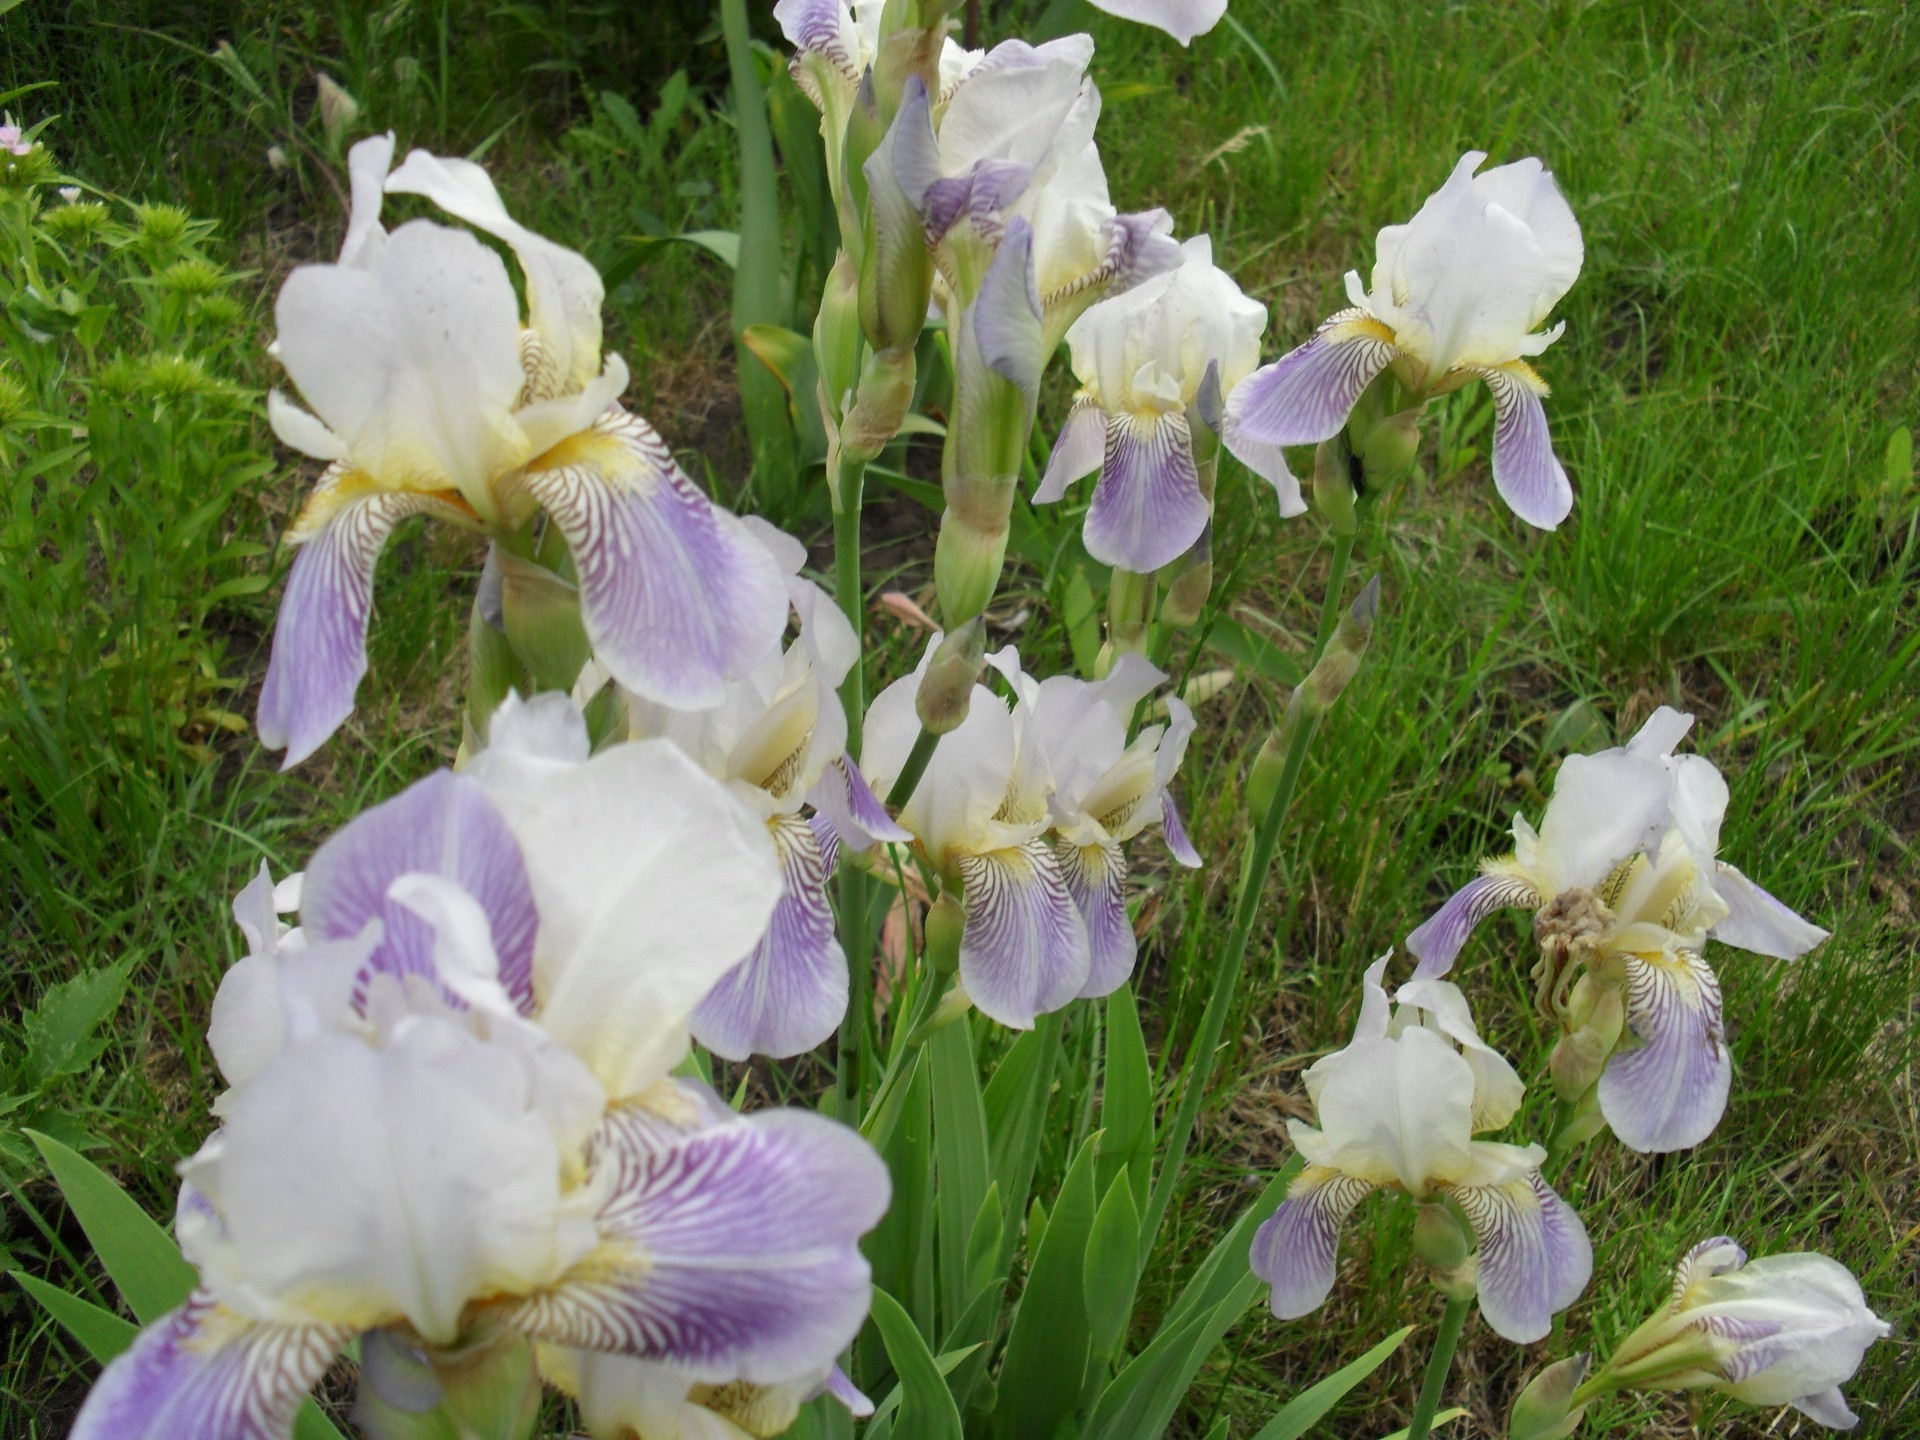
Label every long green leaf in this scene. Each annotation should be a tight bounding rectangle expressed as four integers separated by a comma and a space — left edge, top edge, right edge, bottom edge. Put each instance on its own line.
929, 1019, 991, 1339
13, 1272, 137, 1359
993, 1131, 1100, 1440
864, 1053, 936, 1361
1249, 1326, 1416, 1440
1100, 985, 1153, 1209
869, 1288, 964, 1440
982, 1012, 1062, 1275
1083, 1171, 1142, 1367
29, 1131, 194, 1324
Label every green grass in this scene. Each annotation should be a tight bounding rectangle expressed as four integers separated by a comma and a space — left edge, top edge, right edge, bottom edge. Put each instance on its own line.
3, 0, 1916, 1436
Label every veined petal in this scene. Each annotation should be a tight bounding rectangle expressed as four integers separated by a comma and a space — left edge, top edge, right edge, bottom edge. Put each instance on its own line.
1473, 361, 1572, 530
1405, 872, 1543, 981
1450, 1169, 1592, 1343
1223, 309, 1399, 448
1057, 841, 1134, 998
972, 218, 1046, 398
1035, 398, 1105, 503
257, 474, 454, 769
1084, 409, 1209, 573
504, 1101, 889, 1385
1710, 863, 1829, 959
1598, 952, 1730, 1153
301, 770, 538, 1015
518, 407, 788, 710
957, 841, 1091, 1029
1249, 1166, 1376, 1321
807, 756, 913, 851
1161, 790, 1202, 867
692, 815, 845, 1062
71, 1291, 348, 1440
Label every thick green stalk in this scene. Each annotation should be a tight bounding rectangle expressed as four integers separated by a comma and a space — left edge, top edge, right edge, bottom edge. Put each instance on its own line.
1406, 1296, 1472, 1440
886, 726, 940, 809
1313, 529, 1356, 658
833, 453, 869, 1118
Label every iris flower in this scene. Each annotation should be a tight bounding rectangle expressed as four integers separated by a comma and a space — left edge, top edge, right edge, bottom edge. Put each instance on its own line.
621, 520, 907, 1061
1406, 707, 1828, 1152
1250, 957, 1592, 1344
258, 135, 785, 767
1225, 151, 1584, 528
73, 702, 887, 1440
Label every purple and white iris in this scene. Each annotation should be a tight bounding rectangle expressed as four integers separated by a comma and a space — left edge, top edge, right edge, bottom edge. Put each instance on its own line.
1037, 234, 1296, 573
257, 134, 785, 768
1225, 151, 1585, 529
72, 705, 888, 1440
1601, 1238, 1889, 1430
1249, 956, 1592, 1344
856, 641, 1198, 1029
620, 519, 907, 1061
1404, 706, 1828, 1153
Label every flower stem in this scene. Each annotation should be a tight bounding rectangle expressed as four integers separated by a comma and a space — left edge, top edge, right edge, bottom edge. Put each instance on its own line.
833, 453, 870, 1119
1407, 1295, 1472, 1440
1314, 528, 1356, 658
885, 725, 940, 809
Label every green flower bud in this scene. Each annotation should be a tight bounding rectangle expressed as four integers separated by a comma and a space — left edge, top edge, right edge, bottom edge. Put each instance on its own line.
1160, 535, 1213, 628
1295, 575, 1379, 718
1413, 1201, 1473, 1271
1359, 409, 1421, 491
814, 252, 863, 424
355, 1326, 541, 1440
916, 615, 987, 734
925, 892, 965, 975
1245, 729, 1288, 822
1549, 980, 1625, 1103
1508, 1354, 1591, 1440
842, 343, 917, 465
495, 546, 590, 695
1312, 435, 1359, 536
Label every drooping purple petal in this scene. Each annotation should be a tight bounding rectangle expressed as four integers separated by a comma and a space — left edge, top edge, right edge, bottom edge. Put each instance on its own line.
971, 218, 1045, 398
1790, 1387, 1861, 1429
1161, 791, 1202, 868
1451, 1170, 1593, 1343
807, 757, 912, 851
1057, 841, 1134, 999
1476, 363, 1573, 530
1088, 208, 1184, 301
957, 841, 1091, 1029
692, 814, 845, 1062
504, 1100, 889, 1386
1034, 400, 1105, 504
1405, 872, 1543, 982
1223, 309, 1400, 449
301, 770, 537, 1015
257, 475, 442, 769
1249, 1166, 1375, 1321
1710, 863, 1829, 960
1083, 411, 1210, 574
519, 407, 787, 711
1598, 953, 1731, 1153
70, 1290, 349, 1440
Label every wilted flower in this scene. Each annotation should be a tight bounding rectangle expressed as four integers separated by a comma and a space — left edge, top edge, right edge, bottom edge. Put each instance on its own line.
74, 702, 887, 1440
1250, 956, 1591, 1343
1592, 1237, 1889, 1430
259, 134, 785, 767
1226, 151, 1584, 528
1405, 707, 1828, 1153
621, 520, 907, 1061
1038, 235, 1297, 572
855, 641, 1195, 1027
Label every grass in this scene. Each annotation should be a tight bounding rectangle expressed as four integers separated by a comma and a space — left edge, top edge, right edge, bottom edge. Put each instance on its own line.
2, 0, 1916, 1436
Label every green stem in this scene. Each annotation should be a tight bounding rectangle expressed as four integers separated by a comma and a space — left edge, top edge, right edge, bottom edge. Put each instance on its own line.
1406, 1296, 1471, 1440
885, 726, 940, 809
833, 455, 869, 1119
1138, 540, 1357, 1260
832, 459, 868, 743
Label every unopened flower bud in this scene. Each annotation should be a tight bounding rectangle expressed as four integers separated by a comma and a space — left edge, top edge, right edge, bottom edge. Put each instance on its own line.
1508, 1354, 1591, 1440
857, 79, 932, 349
495, 545, 590, 695
925, 892, 964, 976
1245, 729, 1288, 822
1312, 435, 1358, 535
1108, 568, 1154, 655
842, 343, 917, 465
315, 73, 360, 150
916, 617, 987, 734
1295, 575, 1379, 717
1549, 981, 1625, 1103
355, 1325, 541, 1440
1413, 1201, 1472, 1271
1161, 533, 1213, 627
1358, 409, 1421, 492
815, 253, 863, 424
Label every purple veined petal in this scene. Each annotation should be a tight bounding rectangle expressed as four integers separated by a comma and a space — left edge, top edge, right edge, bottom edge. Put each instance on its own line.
257, 471, 453, 769
1160, 790, 1202, 868
1597, 952, 1731, 1153
1405, 872, 1543, 982
70, 1289, 350, 1440
1083, 410, 1211, 574
518, 407, 788, 711
1035, 399, 1105, 504
1223, 308, 1400, 449
1474, 362, 1573, 530
1450, 1170, 1593, 1343
301, 770, 538, 1015
1057, 841, 1134, 999
1101, 207, 1185, 297
503, 1103, 889, 1385
956, 841, 1091, 1029
923, 159, 1034, 251
1248, 1165, 1376, 1321
692, 814, 846, 1062
1710, 862, 1829, 960
807, 756, 912, 850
